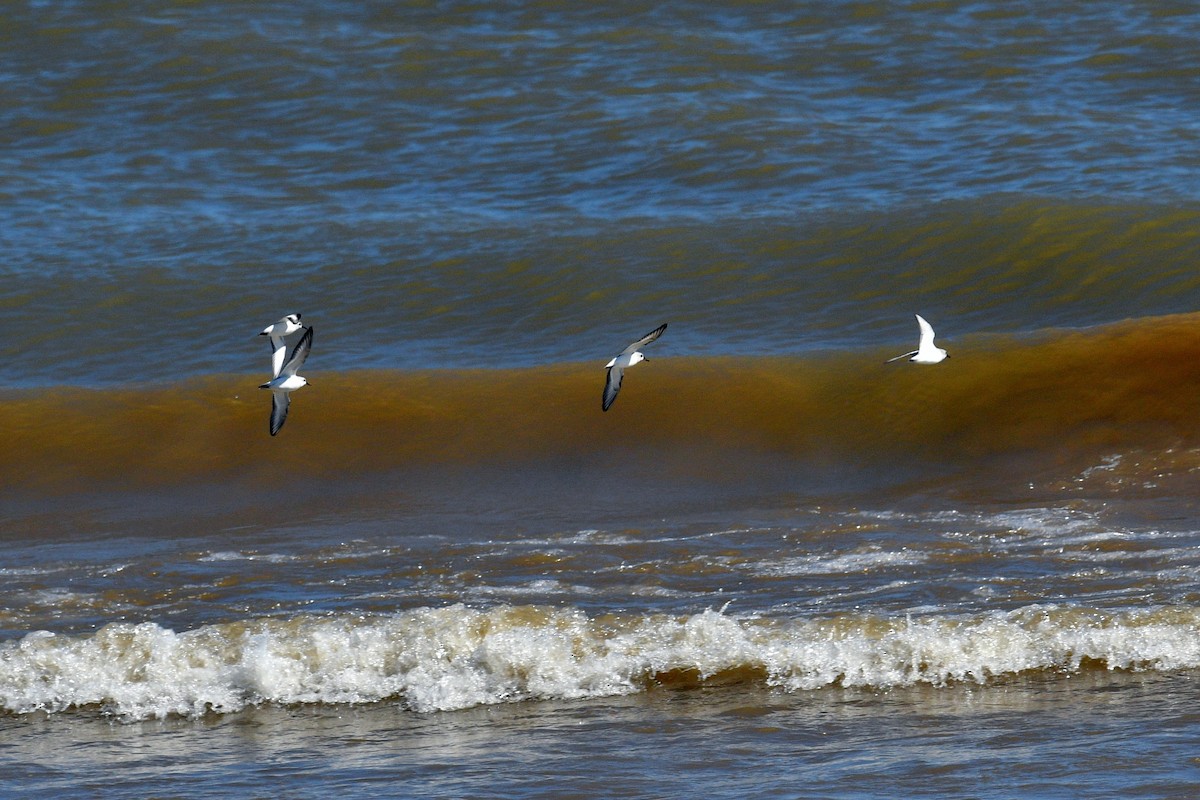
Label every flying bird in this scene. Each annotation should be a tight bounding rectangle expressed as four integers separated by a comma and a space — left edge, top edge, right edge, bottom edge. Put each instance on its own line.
602, 323, 667, 411
260, 313, 304, 378
886, 314, 948, 364
259, 326, 313, 436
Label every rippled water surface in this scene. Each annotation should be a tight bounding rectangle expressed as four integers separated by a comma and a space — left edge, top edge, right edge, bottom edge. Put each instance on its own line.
5, 1, 1200, 797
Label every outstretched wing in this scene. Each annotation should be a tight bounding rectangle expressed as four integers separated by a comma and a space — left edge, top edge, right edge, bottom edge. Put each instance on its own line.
885, 349, 918, 364
269, 390, 290, 436
267, 335, 287, 378
280, 327, 313, 377
620, 322, 668, 356
915, 314, 936, 349
602, 366, 623, 411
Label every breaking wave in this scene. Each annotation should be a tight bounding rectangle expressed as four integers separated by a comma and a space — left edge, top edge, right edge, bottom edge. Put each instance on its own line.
3, 604, 1198, 721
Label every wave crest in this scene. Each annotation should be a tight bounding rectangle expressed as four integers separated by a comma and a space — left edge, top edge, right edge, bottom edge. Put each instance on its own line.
3, 604, 1198, 721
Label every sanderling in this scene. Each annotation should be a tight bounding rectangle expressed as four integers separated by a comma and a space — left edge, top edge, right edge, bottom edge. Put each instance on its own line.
886, 314, 948, 364
603, 323, 667, 411
259, 326, 313, 436
260, 313, 304, 378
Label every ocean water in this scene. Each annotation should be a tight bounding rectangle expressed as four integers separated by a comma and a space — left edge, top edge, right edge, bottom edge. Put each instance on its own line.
4, 1, 1200, 797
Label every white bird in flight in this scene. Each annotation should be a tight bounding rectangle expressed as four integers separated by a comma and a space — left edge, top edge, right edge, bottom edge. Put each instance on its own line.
259, 326, 313, 436
259, 313, 304, 378
886, 314, 949, 364
603, 323, 667, 411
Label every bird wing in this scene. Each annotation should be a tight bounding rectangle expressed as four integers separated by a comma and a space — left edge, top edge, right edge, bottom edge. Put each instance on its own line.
269, 390, 290, 436
280, 327, 313, 377
885, 350, 919, 364
268, 335, 287, 378
602, 366, 624, 411
915, 314, 936, 349
621, 322, 668, 356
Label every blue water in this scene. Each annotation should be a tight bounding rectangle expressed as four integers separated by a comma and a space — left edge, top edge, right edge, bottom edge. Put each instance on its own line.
5, 2, 1200, 384
5, 2, 1200, 798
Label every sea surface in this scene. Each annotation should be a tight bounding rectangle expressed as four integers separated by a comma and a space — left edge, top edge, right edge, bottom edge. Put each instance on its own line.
4, 1, 1200, 797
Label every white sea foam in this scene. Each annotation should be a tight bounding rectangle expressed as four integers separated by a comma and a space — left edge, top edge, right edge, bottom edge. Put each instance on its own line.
467, 579, 597, 599
0, 567, 68, 577
2, 604, 1199, 721
754, 549, 927, 577
20, 589, 106, 610
200, 551, 298, 563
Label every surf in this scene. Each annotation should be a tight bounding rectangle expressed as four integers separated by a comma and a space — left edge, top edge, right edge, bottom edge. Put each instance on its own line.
4, 603, 1198, 720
